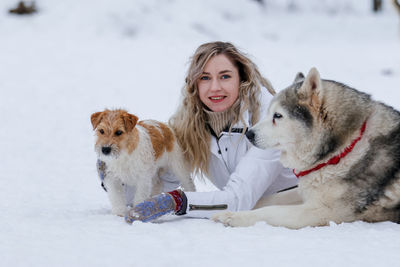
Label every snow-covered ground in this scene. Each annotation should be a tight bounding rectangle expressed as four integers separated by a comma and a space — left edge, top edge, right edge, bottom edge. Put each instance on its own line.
1, 0, 400, 266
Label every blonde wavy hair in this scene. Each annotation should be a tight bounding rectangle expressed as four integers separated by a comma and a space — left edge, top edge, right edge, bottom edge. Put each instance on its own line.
169, 41, 275, 176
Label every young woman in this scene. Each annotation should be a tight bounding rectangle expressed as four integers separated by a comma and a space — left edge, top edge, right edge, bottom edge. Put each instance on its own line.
108, 41, 298, 222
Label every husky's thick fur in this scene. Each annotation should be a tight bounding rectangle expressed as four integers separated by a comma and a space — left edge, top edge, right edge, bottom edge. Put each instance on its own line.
213, 68, 400, 229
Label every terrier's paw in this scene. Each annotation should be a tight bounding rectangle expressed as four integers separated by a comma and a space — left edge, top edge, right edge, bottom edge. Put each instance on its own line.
111, 207, 126, 217
212, 211, 256, 227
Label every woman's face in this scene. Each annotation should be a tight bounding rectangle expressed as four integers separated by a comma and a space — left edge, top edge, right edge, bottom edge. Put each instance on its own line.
197, 54, 240, 112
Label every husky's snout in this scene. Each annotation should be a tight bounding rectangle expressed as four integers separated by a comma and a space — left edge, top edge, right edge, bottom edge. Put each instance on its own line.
246, 130, 256, 145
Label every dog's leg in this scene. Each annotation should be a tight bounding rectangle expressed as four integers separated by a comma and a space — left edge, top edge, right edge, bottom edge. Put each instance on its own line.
170, 155, 195, 192
103, 177, 126, 216
253, 187, 303, 209
133, 177, 153, 205
212, 203, 332, 229
176, 170, 195, 192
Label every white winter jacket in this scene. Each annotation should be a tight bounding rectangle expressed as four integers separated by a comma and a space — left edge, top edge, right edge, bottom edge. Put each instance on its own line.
168, 89, 298, 218
119, 89, 297, 218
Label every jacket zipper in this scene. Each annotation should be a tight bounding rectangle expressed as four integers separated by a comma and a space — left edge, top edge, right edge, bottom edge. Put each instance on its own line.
189, 204, 228, 211
208, 125, 247, 172
216, 134, 230, 171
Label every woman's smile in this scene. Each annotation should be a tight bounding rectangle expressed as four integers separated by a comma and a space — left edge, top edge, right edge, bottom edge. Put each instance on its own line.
209, 95, 226, 103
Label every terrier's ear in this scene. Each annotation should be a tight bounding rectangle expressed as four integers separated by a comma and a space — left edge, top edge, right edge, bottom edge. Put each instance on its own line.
91, 111, 104, 130
123, 113, 139, 132
298, 67, 322, 111
293, 72, 305, 84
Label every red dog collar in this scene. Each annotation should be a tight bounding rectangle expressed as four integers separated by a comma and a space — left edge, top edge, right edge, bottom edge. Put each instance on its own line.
294, 120, 367, 178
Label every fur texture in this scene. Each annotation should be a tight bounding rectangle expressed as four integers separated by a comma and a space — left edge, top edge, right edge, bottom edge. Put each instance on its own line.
213, 68, 400, 229
91, 109, 195, 216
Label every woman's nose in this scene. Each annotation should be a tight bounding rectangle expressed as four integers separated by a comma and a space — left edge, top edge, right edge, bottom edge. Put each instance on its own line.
210, 78, 221, 91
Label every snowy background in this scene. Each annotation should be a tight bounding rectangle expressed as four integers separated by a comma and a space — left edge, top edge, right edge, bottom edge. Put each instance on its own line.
1, 0, 400, 266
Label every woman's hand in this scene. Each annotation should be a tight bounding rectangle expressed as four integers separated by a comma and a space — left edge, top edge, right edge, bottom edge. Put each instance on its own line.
125, 190, 187, 223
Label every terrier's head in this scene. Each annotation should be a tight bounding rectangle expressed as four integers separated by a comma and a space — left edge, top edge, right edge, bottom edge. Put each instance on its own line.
91, 109, 139, 160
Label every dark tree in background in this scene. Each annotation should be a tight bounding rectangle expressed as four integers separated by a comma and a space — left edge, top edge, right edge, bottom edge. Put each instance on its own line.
6, 0, 400, 17
252, 0, 399, 14
394, 0, 400, 14
373, 0, 383, 12
9, 1, 36, 15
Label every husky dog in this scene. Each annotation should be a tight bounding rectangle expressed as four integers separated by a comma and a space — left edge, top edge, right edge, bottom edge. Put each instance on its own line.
213, 68, 400, 229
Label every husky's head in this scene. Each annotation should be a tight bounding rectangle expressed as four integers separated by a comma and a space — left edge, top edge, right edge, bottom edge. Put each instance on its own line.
247, 67, 370, 170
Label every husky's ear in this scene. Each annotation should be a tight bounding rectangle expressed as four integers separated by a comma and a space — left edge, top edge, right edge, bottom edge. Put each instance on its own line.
122, 112, 139, 132
293, 72, 305, 84
298, 67, 322, 110
91, 111, 104, 130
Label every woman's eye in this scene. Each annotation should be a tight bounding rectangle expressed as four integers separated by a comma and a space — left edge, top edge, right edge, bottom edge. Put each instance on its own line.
99, 129, 105, 135
273, 113, 283, 119
200, 76, 210, 81
115, 130, 123, 136
221, 74, 231, 79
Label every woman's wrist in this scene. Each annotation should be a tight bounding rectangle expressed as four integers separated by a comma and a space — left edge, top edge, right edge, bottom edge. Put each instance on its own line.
168, 189, 187, 215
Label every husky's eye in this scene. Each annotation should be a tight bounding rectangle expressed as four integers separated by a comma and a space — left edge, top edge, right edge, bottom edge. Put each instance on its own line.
115, 130, 123, 136
273, 113, 283, 119
272, 112, 283, 125
99, 129, 105, 135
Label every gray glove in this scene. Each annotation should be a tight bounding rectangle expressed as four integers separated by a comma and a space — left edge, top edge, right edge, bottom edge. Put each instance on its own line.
125, 190, 187, 223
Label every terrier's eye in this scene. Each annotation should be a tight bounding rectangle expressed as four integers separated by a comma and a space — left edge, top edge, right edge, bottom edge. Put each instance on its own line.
273, 113, 283, 119
99, 129, 105, 135
115, 130, 123, 136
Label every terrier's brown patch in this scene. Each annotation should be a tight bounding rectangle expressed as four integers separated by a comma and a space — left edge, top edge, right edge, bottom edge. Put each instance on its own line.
126, 128, 140, 154
138, 121, 175, 160
158, 123, 175, 152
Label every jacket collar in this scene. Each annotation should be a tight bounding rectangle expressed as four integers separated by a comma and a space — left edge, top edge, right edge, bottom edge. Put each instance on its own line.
209, 88, 273, 137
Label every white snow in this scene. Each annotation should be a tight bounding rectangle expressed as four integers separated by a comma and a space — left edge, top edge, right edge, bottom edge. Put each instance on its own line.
1, 0, 400, 266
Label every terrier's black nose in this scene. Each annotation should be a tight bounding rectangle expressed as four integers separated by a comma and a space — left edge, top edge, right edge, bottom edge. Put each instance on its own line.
246, 130, 255, 144
102, 146, 112, 155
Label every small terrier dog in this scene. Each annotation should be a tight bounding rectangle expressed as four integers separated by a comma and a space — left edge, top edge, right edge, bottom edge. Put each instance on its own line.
91, 109, 195, 216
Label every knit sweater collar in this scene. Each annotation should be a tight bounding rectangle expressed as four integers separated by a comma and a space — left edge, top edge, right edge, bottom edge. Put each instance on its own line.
203, 99, 241, 136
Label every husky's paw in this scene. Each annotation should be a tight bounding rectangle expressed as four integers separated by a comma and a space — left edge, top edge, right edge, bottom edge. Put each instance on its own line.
212, 211, 256, 227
